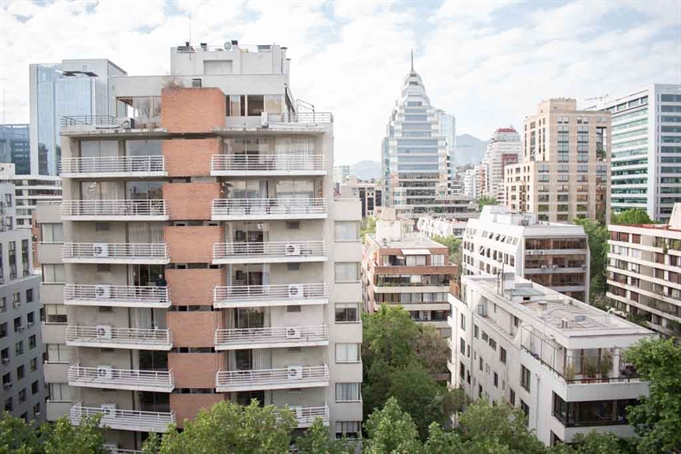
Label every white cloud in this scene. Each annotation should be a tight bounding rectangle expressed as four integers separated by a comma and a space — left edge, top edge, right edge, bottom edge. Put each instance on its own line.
0, 0, 679, 165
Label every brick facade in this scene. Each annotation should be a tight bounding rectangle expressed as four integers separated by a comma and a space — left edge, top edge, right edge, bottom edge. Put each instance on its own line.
161, 88, 226, 133
163, 138, 220, 177
167, 311, 222, 347
162, 182, 220, 220
165, 226, 222, 263
166, 269, 224, 306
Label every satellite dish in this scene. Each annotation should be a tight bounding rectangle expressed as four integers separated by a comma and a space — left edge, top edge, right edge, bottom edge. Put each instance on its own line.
224, 41, 232, 51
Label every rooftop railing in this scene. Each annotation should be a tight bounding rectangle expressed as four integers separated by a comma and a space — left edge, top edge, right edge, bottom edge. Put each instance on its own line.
61, 156, 166, 176
61, 115, 116, 127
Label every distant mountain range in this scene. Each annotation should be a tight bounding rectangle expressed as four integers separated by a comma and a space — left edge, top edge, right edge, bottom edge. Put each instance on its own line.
347, 134, 488, 180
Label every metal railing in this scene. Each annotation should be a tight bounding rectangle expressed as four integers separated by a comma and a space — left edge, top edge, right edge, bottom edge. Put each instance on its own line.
61, 115, 116, 127
290, 405, 330, 428
214, 325, 328, 349
213, 283, 328, 306
281, 112, 333, 123
63, 284, 170, 307
69, 402, 174, 433
215, 364, 329, 390
68, 364, 175, 391
61, 156, 166, 175
61, 200, 167, 218
65, 326, 172, 349
211, 154, 324, 172
212, 198, 327, 218
62, 243, 169, 261
213, 241, 326, 261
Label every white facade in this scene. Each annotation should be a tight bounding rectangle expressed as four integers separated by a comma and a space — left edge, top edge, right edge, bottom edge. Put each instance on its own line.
0, 163, 62, 230
483, 128, 521, 204
602, 84, 681, 222
416, 216, 467, 238
462, 206, 590, 303
449, 275, 652, 446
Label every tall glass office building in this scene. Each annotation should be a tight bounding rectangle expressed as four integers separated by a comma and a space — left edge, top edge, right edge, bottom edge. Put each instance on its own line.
0, 124, 30, 175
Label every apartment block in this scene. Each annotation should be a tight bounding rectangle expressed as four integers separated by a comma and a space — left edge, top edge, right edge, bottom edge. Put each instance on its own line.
483, 127, 521, 204
46, 41, 363, 450
362, 210, 456, 337
602, 84, 681, 222
462, 206, 590, 302
0, 124, 31, 175
340, 176, 382, 218
0, 164, 62, 230
505, 99, 611, 224
0, 176, 45, 422
606, 203, 681, 336
449, 274, 652, 446
416, 215, 467, 239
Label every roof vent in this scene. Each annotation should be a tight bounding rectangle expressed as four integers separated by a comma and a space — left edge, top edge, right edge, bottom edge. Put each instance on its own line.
573, 315, 587, 322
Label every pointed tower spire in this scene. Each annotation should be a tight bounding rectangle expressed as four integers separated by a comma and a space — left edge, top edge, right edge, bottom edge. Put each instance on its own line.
410, 49, 414, 72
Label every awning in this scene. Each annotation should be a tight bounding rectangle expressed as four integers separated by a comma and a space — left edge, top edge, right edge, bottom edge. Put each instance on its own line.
401, 249, 431, 255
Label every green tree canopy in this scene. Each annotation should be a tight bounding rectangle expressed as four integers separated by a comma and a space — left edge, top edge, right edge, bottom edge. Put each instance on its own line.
364, 397, 424, 454
612, 209, 655, 225
477, 196, 497, 208
573, 218, 608, 296
295, 418, 354, 454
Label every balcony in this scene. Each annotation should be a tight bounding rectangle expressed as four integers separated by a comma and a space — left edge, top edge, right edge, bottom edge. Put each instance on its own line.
292, 405, 330, 428
61, 156, 167, 179
61, 200, 168, 221
67, 364, 175, 393
212, 241, 326, 264
64, 284, 171, 308
69, 402, 174, 433
211, 154, 326, 177
213, 283, 328, 309
211, 198, 327, 221
214, 325, 329, 350
65, 326, 173, 351
215, 364, 329, 392
62, 243, 170, 265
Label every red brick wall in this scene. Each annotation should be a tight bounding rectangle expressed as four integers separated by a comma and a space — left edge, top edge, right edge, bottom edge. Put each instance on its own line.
165, 226, 222, 263
168, 353, 222, 389
170, 393, 225, 428
163, 138, 220, 177
162, 182, 220, 220
161, 88, 226, 133
167, 311, 222, 346
167, 269, 223, 306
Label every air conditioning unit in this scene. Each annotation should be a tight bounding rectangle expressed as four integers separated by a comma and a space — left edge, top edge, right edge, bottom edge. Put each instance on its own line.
95, 285, 111, 299
288, 284, 303, 299
12, 301, 21, 308
103, 444, 118, 454
27, 322, 34, 328
3, 383, 12, 390
289, 405, 303, 418
286, 327, 302, 339
541, 265, 547, 270
118, 118, 135, 129
261, 111, 269, 128
97, 365, 113, 379
100, 403, 117, 416
477, 304, 487, 317
17, 325, 24, 332
552, 265, 558, 270
93, 243, 109, 258
285, 244, 301, 256
527, 250, 534, 255
96, 325, 112, 339
287, 365, 303, 380
1, 358, 9, 364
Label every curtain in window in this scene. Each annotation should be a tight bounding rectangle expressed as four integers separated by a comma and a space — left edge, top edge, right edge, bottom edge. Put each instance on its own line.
335, 383, 360, 401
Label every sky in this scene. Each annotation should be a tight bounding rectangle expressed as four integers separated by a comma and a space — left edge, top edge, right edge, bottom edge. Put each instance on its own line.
1, 0, 680, 165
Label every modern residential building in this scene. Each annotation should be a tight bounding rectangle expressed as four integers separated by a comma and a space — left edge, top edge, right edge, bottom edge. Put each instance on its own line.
30, 59, 127, 176
449, 274, 652, 446
362, 210, 456, 337
483, 127, 521, 204
505, 99, 611, 224
0, 176, 45, 422
416, 216, 467, 239
43, 41, 363, 449
0, 164, 62, 230
381, 58, 458, 219
333, 166, 350, 186
438, 110, 456, 181
340, 176, 382, 218
462, 206, 590, 302
601, 84, 681, 222
606, 203, 681, 337
0, 124, 31, 175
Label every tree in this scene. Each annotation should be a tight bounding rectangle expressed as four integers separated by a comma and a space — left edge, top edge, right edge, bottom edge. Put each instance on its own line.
360, 216, 377, 244
477, 195, 497, 208
362, 305, 420, 371
612, 209, 655, 225
412, 324, 449, 377
364, 397, 424, 454
573, 218, 609, 296
295, 418, 354, 454
143, 400, 297, 454
432, 235, 462, 264
423, 423, 464, 454
623, 338, 681, 454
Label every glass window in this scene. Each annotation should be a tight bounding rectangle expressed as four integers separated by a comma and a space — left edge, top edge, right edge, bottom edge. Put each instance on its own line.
44, 304, 67, 324
41, 223, 64, 243
264, 95, 283, 115
335, 263, 359, 282
42, 265, 65, 283
521, 365, 531, 392
334, 222, 359, 241
335, 383, 361, 402
335, 421, 360, 439
335, 303, 360, 323
247, 95, 264, 116
126, 139, 162, 156
335, 343, 360, 363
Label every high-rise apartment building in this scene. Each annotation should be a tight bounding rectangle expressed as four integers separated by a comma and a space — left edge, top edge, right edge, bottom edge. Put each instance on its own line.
606, 203, 681, 337
29, 59, 127, 176
0, 124, 31, 175
381, 60, 457, 219
40, 42, 363, 449
505, 99, 611, 224
462, 206, 590, 302
0, 173, 45, 422
483, 127, 521, 204
449, 274, 652, 446
602, 84, 681, 222
0, 165, 62, 229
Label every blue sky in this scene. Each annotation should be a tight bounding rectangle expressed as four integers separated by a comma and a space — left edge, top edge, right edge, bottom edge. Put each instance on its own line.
1, 0, 680, 165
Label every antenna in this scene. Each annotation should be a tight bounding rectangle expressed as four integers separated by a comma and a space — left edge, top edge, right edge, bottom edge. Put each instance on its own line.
188, 11, 192, 44
410, 49, 414, 72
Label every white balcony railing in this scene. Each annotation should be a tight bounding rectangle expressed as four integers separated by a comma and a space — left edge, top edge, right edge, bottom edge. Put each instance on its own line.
211, 198, 327, 220
211, 154, 325, 175
215, 364, 329, 392
292, 405, 330, 428
212, 241, 326, 263
68, 364, 175, 392
65, 326, 173, 350
213, 283, 328, 308
61, 156, 166, 177
69, 402, 174, 433
61, 200, 168, 220
62, 243, 169, 264
214, 325, 329, 350
64, 284, 171, 308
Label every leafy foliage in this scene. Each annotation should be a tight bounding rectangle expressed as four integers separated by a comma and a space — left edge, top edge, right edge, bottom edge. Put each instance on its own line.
432, 235, 462, 264
573, 218, 608, 296
360, 216, 377, 243
364, 397, 424, 454
295, 418, 354, 454
611, 209, 655, 225
477, 195, 497, 208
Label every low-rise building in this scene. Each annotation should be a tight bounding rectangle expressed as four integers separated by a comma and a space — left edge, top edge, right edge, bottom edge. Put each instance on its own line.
462, 206, 590, 302
449, 274, 652, 446
606, 203, 681, 337
416, 216, 467, 239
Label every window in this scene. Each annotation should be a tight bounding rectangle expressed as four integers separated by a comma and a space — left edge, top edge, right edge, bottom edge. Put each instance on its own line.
47, 344, 71, 363
500, 347, 507, 364
335, 343, 360, 363
494, 372, 499, 388
4, 398, 12, 412
26, 289, 33, 303
30, 358, 37, 372
16, 365, 24, 380
0, 322, 6, 339
335, 421, 360, 440
406, 255, 427, 266
335, 303, 360, 323
287, 263, 300, 271
489, 338, 497, 351
334, 222, 359, 241
42, 264, 65, 283
18, 388, 26, 403
0, 297, 5, 313
335, 263, 359, 282
510, 388, 516, 406
460, 313, 466, 330
521, 365, 531, 392
285, 221, 300, 230
520, 400, 530, 418
474, 324, 479, 339
15, 341, 23, 356
29, 335, 36, 350
335, 383, 361, 402
33, 402, 40, 417
44, 304, 67, 324
31, 380, 39, 395
1, 348, 8, 362
460, 338, 466, 355
41, 223, 64, 243
552, 393, 634, 427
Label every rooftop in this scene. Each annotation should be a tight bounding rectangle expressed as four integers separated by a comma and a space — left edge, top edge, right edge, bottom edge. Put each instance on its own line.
368, 232, 446, 250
